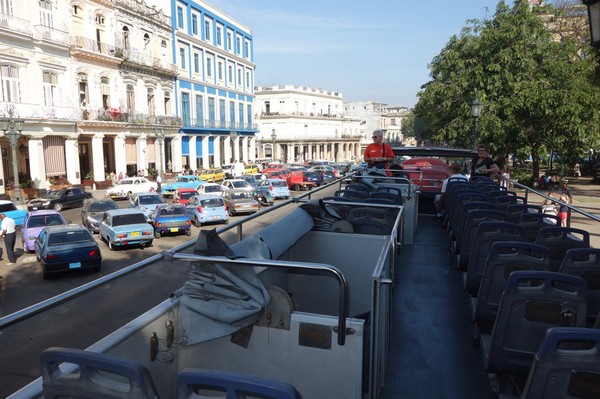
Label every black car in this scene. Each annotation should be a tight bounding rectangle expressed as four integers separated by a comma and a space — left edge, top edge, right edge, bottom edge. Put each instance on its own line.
81, 198, 119, 233
27, 188, 93, 212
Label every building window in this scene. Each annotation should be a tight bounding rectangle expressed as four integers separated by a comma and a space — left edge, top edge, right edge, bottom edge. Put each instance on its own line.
245, 70, 251, 88
161, 39, 167, 48
236, 36, 241, 54
101, 77, 110, 109
204, 18, 212, 41
126, 84, 135, 111
72, 5, 79, 15
216, 25, 222, 46
39, 0, 53, 28
78, 73, 88, 106
122, 26, 130, 50
217, 60, 223, 81
192, 14, 198, 35
193, 53, 199, 74
0, 65, 20, 102
206, 56, 213, 78
143, 33, 150, 48
42, 71, 58, 106
237, 67, 242, 86
177, 6, 183, 29
228, 65, 233, 84
164, 91, 171, 114
195, 95, 204, 126
95, 14, 104, 25
226, 31, 232, 51
179, 47, 186, 69
147, 88, 155, 117
244, 40, 249, 58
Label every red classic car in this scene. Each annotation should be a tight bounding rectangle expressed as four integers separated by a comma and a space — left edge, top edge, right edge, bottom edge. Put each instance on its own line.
400, 157, 450, 198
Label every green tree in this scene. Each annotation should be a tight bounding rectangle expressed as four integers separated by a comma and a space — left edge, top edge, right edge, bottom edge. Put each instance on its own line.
414, 0, 600, 183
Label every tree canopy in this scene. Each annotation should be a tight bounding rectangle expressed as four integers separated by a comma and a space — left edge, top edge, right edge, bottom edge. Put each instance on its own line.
413, 0, 600, 179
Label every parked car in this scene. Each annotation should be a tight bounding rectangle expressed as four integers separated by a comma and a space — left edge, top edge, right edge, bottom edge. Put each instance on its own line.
81, 198, 119, 233
322, 170, 337, 183
244, 164, 259, 175
196, 182, 225, 197
161, 175, 204, 197
185, 195, 229, 226
199, 168, 225, 182
401, 157, 451, 198
0, 199, 27, 226
222, 162, 245, 178
22, 210, 67, 252
222, 189, 260, 215
286, 171, 317, 191
304, 171, 324, 186
254, 186, 274, 206
172, 188, 198, 205
128, 192, 166, 221
221, 179, 254, 192
98, 209, 154, 250
259, 179, 291, 199
35, 224, 102, 279
106, 177, 157, 200
152, 204, 192, 238
27, 188, 93, 212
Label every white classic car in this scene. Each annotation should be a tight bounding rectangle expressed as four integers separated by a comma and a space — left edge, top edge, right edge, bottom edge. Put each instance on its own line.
105, 177, 158, 200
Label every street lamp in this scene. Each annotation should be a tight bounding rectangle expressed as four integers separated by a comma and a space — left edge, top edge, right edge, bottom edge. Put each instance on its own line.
0, 112, 24, 204
153, 128, 165, 178
470, 89, 483, 150
584, 0, 600, 47
271, 129, 277, 161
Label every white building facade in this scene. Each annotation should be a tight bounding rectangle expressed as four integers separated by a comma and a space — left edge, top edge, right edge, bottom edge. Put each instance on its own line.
254, 85, 362, 163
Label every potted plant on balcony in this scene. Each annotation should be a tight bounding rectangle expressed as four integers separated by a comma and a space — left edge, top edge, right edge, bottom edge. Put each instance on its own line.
20, 180, 37, 199
49, 176, 71, 190
82, 172, 94, 188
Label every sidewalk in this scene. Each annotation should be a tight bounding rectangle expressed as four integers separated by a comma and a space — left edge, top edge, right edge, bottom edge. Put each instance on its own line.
520, 177, 600, 248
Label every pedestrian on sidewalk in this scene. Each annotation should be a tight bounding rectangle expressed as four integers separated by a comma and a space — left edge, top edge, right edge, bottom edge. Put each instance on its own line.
0, 213, 17, 265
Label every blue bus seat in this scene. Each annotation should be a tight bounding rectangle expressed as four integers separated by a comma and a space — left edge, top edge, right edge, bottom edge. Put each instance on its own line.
450, 200, 495, 244
493, 195, 518, 212
505, 204, 542, 223
369, 191, 402, 205
480, 271, 587, 377
41, 347, 158, 399
456, 209, 507, 270
177, 368, 301, 399
345, 183, 372, 193
348, 207, 392, 235
559, 248, 600, 326
334, 189, 368, 201
472, 242, 551, 332
375, 185, 403, 197
534, 227, 590, 271
464, 222, 526, 295
504, 327, 600, 399
517, 213, 561, 242
362, 197, 394, 205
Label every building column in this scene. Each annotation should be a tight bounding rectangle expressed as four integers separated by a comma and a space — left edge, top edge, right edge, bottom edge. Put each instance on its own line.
188, 135, 197, 172
233, 136, 240, 162
114, 135, 127, 177
136, 135, 148, 175
27, 136, 46, 189
202, 136, 210, 169
155, 137, 165, 175
224, 136, 232, 164
90, 134, 104, 182
171, 135, 183, 173
65, 135, 82, 184
249, 137, 256, 163
242, 136, 249, 163
213, 136, 221, 166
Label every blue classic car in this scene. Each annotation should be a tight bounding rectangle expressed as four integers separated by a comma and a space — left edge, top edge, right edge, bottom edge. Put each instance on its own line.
152, 204, 192, 238
161, 175, 204, 197
22, 210, 67, 252
98, 209, 154, 250
128, 192, 166, 222
0, 200, 27, 226
34, 224, 102, 279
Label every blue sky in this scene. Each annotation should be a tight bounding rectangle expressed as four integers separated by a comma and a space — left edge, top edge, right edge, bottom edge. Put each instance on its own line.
207, 0, 502, 108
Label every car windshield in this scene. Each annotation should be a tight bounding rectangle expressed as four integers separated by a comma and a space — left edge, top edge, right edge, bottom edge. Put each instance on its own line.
179, 191, 196, 199
272, 181, 287, 187
243, 176, 257, 183
0, 203, 17, 212
89, 201, 118, 212
45, 190, 64, 198
28, 214, 64, 228
118, 180, 133, 186
201, 198, 224, 207
232, 181, 249, 188
175, 177, 192, 182
205, 186, 222, 193
159, 206, 186, 216
138, 195, 165, 205
48, 230, 93, 246
112, 214, 147, 226
231, 192, 252, 200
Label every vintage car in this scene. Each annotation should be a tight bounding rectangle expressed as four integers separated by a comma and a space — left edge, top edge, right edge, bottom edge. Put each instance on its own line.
98, 209, 154, 250
152, 204, 192, 238
222, 189, 260, 215
27, 188, 93, 212
185, 195, 229, 226
80, 198, 119, 233
161, 175, 204, 197
196, 182, 225, 197
106, 177, 157, 200
128, 192, 166, 222
22, 210, 67, 252
259, 178, 291, 199
221, 179, 254, 192
34, 224, 102, 279
0, 199, 27, 226
400, 157, 451, 198
172, 188, 198, 205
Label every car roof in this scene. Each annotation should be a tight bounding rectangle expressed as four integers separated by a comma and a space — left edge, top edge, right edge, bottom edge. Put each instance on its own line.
0, 200, 15, 205
132, 192, 161, 197
193, 194, 225, 200
44, 224, 90, 233
156, 203, 185, 209
27, 210, 62, 216
226, 188, 252, 193
176, 187, 198, 192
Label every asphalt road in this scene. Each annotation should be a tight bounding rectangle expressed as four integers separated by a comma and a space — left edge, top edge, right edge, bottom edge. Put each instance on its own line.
0, 185, 336, 398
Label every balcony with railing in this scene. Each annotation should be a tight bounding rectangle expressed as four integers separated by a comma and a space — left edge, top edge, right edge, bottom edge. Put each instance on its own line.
70, 36, 119, 62
0, 13, 32, 37
33, 25, 69, 47
182, 118, 257, 131
81, 108, 182, 127
114, 48, 178, 75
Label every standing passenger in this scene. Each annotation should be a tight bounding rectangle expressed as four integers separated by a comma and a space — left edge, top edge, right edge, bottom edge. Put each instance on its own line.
363, 130, 395, 176
471, 145, 499, 177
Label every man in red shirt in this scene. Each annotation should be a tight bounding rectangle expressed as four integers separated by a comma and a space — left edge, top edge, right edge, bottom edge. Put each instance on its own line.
363, 130, 395, 176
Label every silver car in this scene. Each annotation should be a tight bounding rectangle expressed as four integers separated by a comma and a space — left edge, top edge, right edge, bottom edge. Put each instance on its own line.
185, 195, 229, 226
